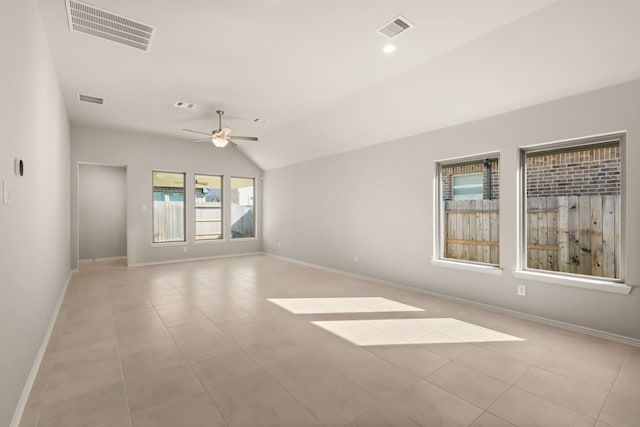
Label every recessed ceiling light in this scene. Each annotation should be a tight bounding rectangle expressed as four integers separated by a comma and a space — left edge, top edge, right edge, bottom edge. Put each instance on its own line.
174, 101, 196, 109
383, 44, 397, 54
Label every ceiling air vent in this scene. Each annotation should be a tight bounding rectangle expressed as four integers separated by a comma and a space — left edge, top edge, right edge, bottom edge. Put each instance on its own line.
65, 0, 154, 52
78, 94, 104, 104
376, 16, 414, 39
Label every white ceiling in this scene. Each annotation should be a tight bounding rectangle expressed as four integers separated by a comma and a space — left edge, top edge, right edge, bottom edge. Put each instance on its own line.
37, 0, 640, 170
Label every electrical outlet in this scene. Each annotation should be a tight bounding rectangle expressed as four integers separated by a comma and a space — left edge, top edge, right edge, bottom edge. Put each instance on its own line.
183, 246, 188, 253
277, 241, 281, 247
354, 254, 359, 262
517, 284, 526, 296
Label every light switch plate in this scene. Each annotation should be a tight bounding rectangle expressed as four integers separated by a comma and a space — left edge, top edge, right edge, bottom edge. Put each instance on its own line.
3, 180, 10, 205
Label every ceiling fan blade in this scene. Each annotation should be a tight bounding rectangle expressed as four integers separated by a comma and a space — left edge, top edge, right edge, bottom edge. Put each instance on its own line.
191, 138, 212, 143
182, 128, 212, 136
230, 136, 259, 141
226, 140, 238, 147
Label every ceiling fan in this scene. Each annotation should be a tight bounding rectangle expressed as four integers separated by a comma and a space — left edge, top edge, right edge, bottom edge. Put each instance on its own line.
182, 110, 258, 148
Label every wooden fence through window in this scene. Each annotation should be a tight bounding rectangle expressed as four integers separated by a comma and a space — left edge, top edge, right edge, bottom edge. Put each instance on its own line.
444, 195, 620, 279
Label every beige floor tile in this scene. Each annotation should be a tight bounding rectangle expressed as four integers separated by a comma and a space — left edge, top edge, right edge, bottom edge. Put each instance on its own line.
516, 366, 609, 418
125, 364, 205, 413
367, 344, 449, 377
389, 379, 483, 427
157, 309, 207, 327
192, 349, 259, 388
97, 415, 133, 427
52, 339, 120, 374
167, 319, 220, 342
551, 333, 630, 367
623, 347, 640, 373
228, 394, 322, 427
130, 392, 225, 427
114, 313, 166, 334
116, 327, 175, 355
455, 346, 530, 383
489, 387, 595, 427
63, 313, 114, 333
612, 367, 640, 402
420, 342, 473, 359
17, 404, 41, 427
599, 393, 640, 427
208, 370, 290, 422
469, 412, 515, 427
344, 402, 420, 427
20, 256, 632, 427
476, 340, 548, 364
38, 383, 129, 427
56, 325, 116, 352
176, 332, 238, 362
45, 358, 122, 404
341, 355, 420, 402
426, 361, 510, 409
111, 299, 153, 314
120, 343, 188, 382
536, 350, 620, 390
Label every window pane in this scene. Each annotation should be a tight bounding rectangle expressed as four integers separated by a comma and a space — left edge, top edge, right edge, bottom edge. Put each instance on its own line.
524, 141, 621, 278
231, 177, 255, 239
153, 171, 185, 243
195, 174, 222, 241
440, 159, 499, 265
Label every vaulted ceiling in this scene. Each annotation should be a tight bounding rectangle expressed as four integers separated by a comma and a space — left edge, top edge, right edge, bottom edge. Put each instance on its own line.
37, 0, 640, 170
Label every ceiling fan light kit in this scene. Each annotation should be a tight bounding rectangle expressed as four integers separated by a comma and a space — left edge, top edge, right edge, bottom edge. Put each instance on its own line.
182, 110, 259, 148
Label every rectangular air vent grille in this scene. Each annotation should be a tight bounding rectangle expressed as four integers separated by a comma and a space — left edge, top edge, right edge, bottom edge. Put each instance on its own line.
78, 94, 104, 104
376, 16, 414, 39
66, 0, 154, 52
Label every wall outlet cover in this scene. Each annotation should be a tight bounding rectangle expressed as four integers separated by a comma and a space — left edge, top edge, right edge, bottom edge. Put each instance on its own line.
517, 284, 526, 296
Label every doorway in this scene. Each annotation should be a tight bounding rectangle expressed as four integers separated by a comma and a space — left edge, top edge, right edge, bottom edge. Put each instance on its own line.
78, 164, 127, 266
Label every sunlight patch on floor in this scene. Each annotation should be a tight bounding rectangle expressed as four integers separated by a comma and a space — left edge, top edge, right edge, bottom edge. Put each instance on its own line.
267, 297, 425, 314
312, 318, 524, 346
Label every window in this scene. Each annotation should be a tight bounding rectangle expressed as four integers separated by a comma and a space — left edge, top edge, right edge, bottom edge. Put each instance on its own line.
437, 156, 500, 265
230, 177, 255, 239
195, 174, 222, 241
452, 173, 483, 200
153, 171, 185, 243
522, 135, 623, 280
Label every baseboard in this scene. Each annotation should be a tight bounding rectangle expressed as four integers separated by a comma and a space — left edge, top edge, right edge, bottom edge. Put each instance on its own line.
79, 256, 127, 262
10, 269, 74, 427
265, 253, 640, 347
128, 251, 264, 267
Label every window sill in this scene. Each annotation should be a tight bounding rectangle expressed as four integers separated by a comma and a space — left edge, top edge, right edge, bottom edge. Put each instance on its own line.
512, 270, 632, 295
231, 237, 258, 242
151, 241, 186, 248
194, 239, 226, 245
431, 259, 503, 276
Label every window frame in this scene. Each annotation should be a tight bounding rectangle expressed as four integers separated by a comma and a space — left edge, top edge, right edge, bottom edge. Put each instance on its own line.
517, 131, 629, 293
230, 176, 257, 240
434, 152, 501, 272
194, 173, 224, 242
152, 170, 186, 244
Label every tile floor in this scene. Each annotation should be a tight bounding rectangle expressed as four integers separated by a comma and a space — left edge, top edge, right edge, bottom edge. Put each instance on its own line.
18, 255, 640, 427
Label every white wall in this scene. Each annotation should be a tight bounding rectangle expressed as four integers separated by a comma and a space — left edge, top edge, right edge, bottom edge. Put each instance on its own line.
71, 127, 263, 268
0, 0, 70, 425
264, 80, 640, 341
79, 165, 127, 260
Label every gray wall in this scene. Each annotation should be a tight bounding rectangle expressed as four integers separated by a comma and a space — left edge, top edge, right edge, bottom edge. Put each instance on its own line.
71, 127, 263, 268
0, 0, 71, 424
263, 80, 640, 341
79, 165, 127, 261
